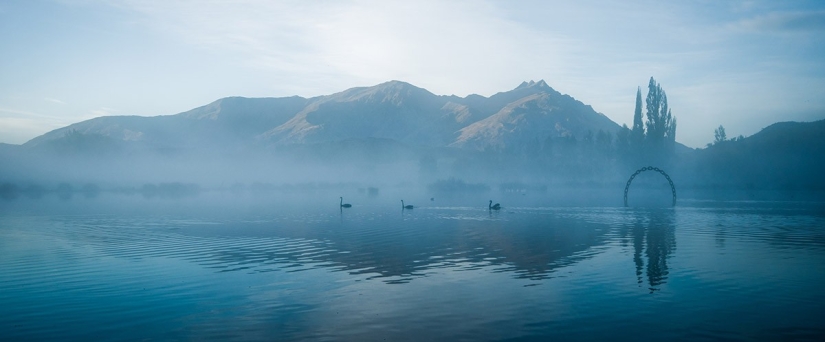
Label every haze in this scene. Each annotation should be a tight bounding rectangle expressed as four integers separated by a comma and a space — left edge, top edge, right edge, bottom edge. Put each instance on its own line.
2, 0, 824, 148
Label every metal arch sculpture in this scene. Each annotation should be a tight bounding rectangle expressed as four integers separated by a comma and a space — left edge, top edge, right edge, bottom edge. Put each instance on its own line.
624, 166, 677, 207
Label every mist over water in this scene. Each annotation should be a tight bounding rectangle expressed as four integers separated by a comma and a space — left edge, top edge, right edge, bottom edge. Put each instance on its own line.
1, 79, 823, 341
2, 191, 824, 341
3, 0, 825, 339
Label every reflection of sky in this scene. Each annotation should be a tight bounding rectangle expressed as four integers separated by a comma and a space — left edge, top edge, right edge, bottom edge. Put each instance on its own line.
1, 202, 824, 340
1, 1, 825, 147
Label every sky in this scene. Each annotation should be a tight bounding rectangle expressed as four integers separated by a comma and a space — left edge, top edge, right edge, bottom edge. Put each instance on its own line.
1, 0, 824, 148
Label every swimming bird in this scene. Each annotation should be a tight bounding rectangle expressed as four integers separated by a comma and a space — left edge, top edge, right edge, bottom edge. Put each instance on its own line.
340, 197, 352, 208
402, 200, 414, 209
489, 200, 501, 210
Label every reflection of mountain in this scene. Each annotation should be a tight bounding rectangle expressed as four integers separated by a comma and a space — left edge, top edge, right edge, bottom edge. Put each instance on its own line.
621, 210, 677, 292
154, 210, 612, 283
460, 215, 609, 280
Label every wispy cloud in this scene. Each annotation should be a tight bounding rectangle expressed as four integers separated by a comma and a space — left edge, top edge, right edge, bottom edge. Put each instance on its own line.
0, 117, 65, 144
0, 107, 64, 120
98, 0, 575, 96
90, 107, 117, 117
732, 10, 825, 33
44, 97, 67, 105
6, 0, 823, 147
0, 108, 75, 144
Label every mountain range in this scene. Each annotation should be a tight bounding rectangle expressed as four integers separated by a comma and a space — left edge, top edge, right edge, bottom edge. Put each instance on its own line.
23, 80, 624, 152
4, 79, 824, 197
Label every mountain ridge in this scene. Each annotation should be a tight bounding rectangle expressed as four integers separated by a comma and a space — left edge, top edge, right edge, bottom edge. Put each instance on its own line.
22, 80, 660, 152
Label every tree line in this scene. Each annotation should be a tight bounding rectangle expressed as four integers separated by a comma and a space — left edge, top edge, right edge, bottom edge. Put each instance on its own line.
622, 77, 678, 161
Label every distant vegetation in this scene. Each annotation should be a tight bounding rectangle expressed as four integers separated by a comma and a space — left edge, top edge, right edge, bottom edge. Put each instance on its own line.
428, 178, 490, 194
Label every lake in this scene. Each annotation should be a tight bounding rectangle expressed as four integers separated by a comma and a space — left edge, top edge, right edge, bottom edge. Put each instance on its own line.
1, 192, 824, 341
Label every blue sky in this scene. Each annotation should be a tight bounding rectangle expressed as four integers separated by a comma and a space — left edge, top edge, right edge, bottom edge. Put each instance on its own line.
1, 0, 823, 147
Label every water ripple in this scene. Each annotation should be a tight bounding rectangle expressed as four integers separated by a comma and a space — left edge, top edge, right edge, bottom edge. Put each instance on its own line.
2, 203, 824, 340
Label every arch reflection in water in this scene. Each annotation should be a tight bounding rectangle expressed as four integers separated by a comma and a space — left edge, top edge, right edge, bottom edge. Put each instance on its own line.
620, 209, 677, 293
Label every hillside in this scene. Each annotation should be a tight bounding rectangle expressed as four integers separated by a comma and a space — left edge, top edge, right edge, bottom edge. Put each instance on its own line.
451, 83, 621, 151
4, 79, 763, 189
24, 96, 309, 151
258, 81, 456, 146
22, 80, 625, 153
692, 119, 825, 191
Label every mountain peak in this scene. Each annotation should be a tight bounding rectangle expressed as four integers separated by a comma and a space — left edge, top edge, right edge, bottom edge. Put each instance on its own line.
370, 80, 422, 92
330, 79, 434, 105
380, 79, 414, 87
515, 79, 550, 90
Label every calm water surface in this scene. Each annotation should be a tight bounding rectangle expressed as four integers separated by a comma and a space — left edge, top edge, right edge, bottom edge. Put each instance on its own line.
1, 194, 824, 341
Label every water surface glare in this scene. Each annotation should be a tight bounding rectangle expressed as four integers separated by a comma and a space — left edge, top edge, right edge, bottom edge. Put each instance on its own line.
1, 197, 824, 341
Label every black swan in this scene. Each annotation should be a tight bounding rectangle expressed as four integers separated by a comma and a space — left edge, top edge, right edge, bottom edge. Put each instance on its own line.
489, 200, 501, 210
340, 197, 352, 208
402, 200, 414, 209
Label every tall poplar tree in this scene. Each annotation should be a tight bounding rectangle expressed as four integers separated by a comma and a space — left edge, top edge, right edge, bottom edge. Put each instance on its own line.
631, 87, 645, 148
644, 77, 677, 152
645, 77, 663, 145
